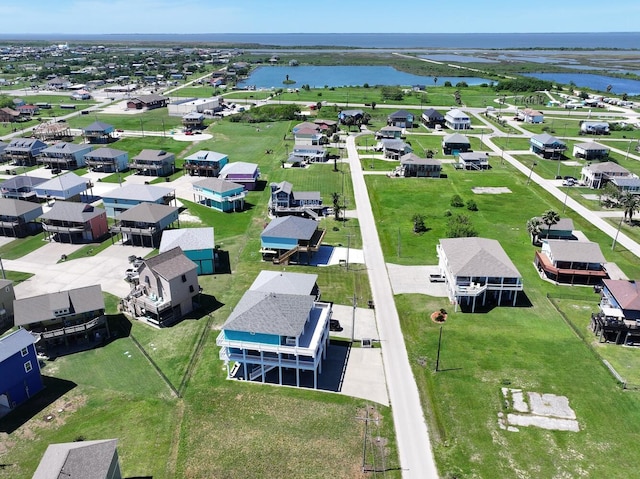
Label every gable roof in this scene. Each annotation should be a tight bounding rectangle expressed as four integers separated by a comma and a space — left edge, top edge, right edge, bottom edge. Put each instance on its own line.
439, 237, 521, 278
271, 180, 293, 195
102, 183, 173, 202
32, 439, 118, 479
14, 285, 105, 326
603, 279, 640, 311
40, 201, 105, 222
400, 153, 441, 166
222, 290, 315, 337
531, 133, 565, 146
132, 149, 175, 161
574, 142, 609, 151
0, 328, 35, 363
115, 202, 179, 223
160, 227, 214, 253
262, 216, 318, 241
546, 239, 606, 263
0, 197, 42, 217
42, 142, 91, 155
250, 270, 318, 296
142, 247, 197, 281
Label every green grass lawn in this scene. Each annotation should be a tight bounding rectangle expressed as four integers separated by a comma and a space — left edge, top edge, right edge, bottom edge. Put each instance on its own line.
66, 109, 183, 132
0, 233, 47, 260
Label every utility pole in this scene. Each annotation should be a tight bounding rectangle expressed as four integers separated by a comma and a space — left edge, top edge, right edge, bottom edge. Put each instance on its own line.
526, 162, 537, 186
0, 256, 5, 280
351, 291, 357, 343
435, 325, 443, 372
612, 214, 625, 250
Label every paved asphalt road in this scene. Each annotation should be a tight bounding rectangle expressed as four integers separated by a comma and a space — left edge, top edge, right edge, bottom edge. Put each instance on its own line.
345, 135, 439, 478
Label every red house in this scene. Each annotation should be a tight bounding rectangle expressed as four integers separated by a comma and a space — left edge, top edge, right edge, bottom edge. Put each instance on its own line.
39, 201, 109, 243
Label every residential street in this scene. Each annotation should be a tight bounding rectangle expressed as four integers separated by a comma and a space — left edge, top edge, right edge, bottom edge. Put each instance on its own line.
345, 135, 439, 478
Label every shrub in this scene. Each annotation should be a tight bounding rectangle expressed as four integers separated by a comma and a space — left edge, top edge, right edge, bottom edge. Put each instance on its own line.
450, 195, 464, 207
466, 200, 478, 211
444, 209, 452, 217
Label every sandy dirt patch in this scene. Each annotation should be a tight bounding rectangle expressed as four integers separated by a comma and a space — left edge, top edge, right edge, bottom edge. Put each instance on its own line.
472, 187, 512, 194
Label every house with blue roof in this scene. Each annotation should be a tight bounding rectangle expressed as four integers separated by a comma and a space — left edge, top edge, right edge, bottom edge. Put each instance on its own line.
160, 227, 216, 275
192, 178, 245, 212
101, 184, 175, 218
260, 216, 325, 265
216, 270, 332, 389
0, 175, 47, 202
0, 328, 44, 417
183, 150, 229, 177
33, 172, 91, 202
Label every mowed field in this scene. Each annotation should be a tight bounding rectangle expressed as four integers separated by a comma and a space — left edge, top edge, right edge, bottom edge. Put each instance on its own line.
0, 114, 393, 478
365, 153, 640, 477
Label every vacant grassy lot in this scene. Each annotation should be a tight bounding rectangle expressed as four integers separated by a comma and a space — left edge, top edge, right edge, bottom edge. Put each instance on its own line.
0, 233, 47, 260
66, 108, 184, 132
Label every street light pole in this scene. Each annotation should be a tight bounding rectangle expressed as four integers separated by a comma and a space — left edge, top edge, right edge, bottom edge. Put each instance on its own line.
612, 214, 625, 250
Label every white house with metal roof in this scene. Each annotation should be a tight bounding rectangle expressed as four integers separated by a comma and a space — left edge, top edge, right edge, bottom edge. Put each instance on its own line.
32, 438, 122, 479
159, 227, 215, 275
33, 172, 91, 202
437, 237, 523, 312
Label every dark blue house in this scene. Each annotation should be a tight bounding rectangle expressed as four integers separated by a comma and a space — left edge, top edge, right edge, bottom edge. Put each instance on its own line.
0, 328, 43, 417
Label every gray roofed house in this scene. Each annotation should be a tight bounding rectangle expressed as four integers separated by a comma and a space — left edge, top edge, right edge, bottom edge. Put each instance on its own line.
111, 203, 180, 248
0, 279, 15, 331
580, 161, 634, 188
537, 217, 575, 239
442, 133, 471, 154
457, 151, 490, 170
217, 270, 332, 388
183, 150, 229, 177
33, 172, 90, 201
250, 270, 319, 298
39, 202, 108, 243
610, 176, 640, 194
0, 140, 8, 157
530, 133, 566, 159
0, 175, 47, 201
4, 138, 47, 166
102, 183, 175, 217
83, 121, 115, 144
535, 239, 608, 285
269, 181, 323, 219
84, 147, 128, 173
573, 141, 609, 161
39, 142, 93, 170
0, 198, 43, 237
13, 285, 107, 355
223, 291, 315, 337
399, 153, 441, 178
130, 149, 175, 177
122, 247, 199, 326
377, 138, 412, 159
160, 227, 215, 275
32, 439, 122, 479
387, 109, 414, 128
218, 161, 260, 190
437, 237, 523, 312
421, 108, 445, 127
261, 216, 325, 265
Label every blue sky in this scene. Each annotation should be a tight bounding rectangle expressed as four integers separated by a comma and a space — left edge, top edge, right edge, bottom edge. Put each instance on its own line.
2, 0, 639, 34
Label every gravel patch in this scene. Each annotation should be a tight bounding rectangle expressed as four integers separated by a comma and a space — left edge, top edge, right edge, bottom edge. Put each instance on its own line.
472, 186, 512, 194
499, 388, 579, 432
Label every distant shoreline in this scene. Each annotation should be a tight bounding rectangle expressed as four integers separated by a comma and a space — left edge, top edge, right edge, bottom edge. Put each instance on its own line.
1, 32, 639, 50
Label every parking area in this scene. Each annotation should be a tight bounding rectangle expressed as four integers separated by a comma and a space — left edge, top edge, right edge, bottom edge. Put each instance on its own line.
386, 263, 448, 297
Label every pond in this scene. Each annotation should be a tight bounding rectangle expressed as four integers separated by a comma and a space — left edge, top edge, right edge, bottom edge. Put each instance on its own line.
522, 72, 640, 95
237, 65, 490, 89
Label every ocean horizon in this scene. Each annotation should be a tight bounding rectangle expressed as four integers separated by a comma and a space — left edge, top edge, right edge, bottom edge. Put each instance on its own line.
1, 32, 639, 49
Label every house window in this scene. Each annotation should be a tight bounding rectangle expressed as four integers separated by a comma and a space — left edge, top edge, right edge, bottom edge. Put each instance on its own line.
24, 361, 32, 373
20, 347, 28, 357
189, 285, 194, 293
181, 274, 187, 282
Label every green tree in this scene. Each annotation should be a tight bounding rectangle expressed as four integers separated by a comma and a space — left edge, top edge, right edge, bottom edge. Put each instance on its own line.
446, 214, 478, 238
450, 194, 464, 207
541, 209, 560, 239
331, 192, 343, 221
620, 191, 640, 223
526, 217, 542, 245
411, 214, 426, 233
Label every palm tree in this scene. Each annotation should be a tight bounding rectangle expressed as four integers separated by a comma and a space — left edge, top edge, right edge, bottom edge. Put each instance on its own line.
526, 217, 542, 245
619, 192, 640, 223
541, 210, 560, 239
331, 192, 342, 221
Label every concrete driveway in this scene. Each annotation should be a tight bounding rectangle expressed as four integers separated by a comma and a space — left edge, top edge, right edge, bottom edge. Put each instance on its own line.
387, 263, 448, 297
6, 243, 152, 299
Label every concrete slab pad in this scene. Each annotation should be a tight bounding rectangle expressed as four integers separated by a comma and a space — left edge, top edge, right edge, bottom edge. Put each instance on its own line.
386, 263, 448, 297
19, 241, 84, 265
330, 304, 379, 341
340, 347, 389, 406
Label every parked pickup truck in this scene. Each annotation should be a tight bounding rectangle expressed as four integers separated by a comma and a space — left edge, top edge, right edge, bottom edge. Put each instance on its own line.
429, 274, 446, 283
